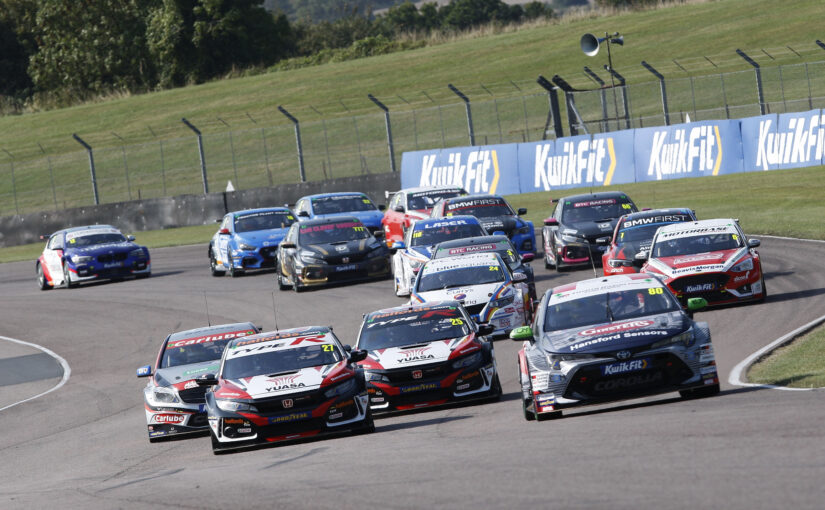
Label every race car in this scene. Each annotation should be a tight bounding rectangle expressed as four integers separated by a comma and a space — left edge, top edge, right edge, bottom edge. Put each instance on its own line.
602, 208, 697, 276
431, 235, 537, 304
391, 216, 487, 297
429, 194, 536, 256
136, 322, 259, 442
382, 186, 467, 247
510, 273, 719, 421
293, 192, 385, 236
638, 218, 766, 306
542, 192, 638, 271
356, 301, 500, 413
410, 252, 530, 337
36, 224, 151, 290
209, 207, 298, 277
198, 326, 373, 453
276, 216, 391, 291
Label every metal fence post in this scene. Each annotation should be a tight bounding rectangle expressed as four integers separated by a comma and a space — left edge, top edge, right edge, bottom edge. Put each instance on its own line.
181, 118, 208, 194
158, 140, 167, 196
736, 49, 766, 115
550, 75, 582, 136
537, 75, 564, 139
72, 134, 99, 205
111, 132, 132, 200
277, 106, 306, 183
448, 84, 475, 146
641, 61, 670, 126
368, 94, 397, 172
583, 66, 609, 132
604, 67, 631, 129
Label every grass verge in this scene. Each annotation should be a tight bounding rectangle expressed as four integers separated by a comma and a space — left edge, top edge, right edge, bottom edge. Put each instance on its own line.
747, 325, 825, 388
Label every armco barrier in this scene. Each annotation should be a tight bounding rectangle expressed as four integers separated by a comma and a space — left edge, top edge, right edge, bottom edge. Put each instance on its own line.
402, 110, 825, 193
0, 172, 400, 248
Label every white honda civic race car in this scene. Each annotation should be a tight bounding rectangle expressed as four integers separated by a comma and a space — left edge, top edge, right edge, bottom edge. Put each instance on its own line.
409, 251, 531, 337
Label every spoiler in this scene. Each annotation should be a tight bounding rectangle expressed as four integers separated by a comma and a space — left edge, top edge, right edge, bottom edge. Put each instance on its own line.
384, 190, 399, 200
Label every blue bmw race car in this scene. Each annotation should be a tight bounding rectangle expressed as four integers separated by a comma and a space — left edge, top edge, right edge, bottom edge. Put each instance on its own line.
293, 192, 385, 236
209, 207, 298, 277
36, 225, 151, 289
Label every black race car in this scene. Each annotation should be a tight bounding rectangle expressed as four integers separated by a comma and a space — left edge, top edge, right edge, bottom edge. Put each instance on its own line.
429, 194, 536, 256
431, 235, 537, 304
542, 191, 638, 271
276, 216, 391, 291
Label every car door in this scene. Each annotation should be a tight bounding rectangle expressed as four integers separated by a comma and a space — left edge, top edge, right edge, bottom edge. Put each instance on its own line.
281, 225, 299, 282
217, 215, 233, 267
43, 233, 65, 284
383, 192, 404, 243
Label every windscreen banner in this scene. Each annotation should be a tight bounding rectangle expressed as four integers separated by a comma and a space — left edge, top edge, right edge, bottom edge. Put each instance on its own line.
740, 110, 825, 171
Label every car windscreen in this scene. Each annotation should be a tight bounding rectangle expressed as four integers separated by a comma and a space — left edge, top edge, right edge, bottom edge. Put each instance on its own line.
408, 190, 463, 210
418, 264, 506, 292
234, 211, 296, 233
445, 198, 512, 218
162, 339, 234, 368
359, 309, 470, 350
410, 222, 486, 247
562, 198, 635, 223
435, 243, 520, 269
616, 214, 693, 245
67, 233, 127, 246
298, 221, 371, 244
652, 233, 743, 258
544, 289, 680, 331
312, 195, 377, 214
222, 344, 342, 380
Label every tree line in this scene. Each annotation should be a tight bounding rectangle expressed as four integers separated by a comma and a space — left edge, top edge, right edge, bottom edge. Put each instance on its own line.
0, 0, 567, 111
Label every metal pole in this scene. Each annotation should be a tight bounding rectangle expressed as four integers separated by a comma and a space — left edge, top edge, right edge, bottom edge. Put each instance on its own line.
448, 84, 475, 146
537, 75, 564, 139
111, 132, 132, 200
736, 49, 766, 115
550, 75, 579, 136
583, 66, 609, 132
368, 94, 397, 172
72, 134, 99, 205
181, 118, 208, 193
641, 61, 670, 126
605, 66, 630, 129
604, 33, 621, 131
277, 106, 306, 182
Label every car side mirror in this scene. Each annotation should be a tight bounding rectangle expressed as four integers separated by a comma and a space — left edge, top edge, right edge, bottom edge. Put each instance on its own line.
216, 218, 223, 223
509, 326, 534, 341
394, 205, 405, 213
517, 207, 527, 216
136, 365, 152, 378
392, 241, 406, 251
477, 323, 496, 336
343, 344, 353, 353
196, 373, 218, 387
543, 218, 558, 227
521, 253, 535, 263
378, 204, 386, 211
373, 230, 385, 239
635, 251, 649, 262
512, 272, 527, 282
127, 235, 136, 241
747, 239, 760, 248
298, 211, 309, 217
219, 228, 230, 235
685, 297, 708, 318
348, 349, 368, 363
280, 242, 296, 250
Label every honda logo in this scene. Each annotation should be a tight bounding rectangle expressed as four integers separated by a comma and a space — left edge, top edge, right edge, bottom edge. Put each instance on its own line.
282, 399, 294, 408
342, 257, 350, 263
616, 350, 632, 360
412, 370, 423, 379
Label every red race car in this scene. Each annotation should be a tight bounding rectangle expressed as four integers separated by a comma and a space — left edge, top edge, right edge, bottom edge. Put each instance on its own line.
381, 186, 466, 247
639, 218, 766, 306
602, 208, 696, 276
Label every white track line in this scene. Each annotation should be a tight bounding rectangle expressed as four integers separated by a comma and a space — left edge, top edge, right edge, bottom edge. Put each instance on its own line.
0, 335, 71, 412
756, 234, 825, 244
728, 313, 825, 391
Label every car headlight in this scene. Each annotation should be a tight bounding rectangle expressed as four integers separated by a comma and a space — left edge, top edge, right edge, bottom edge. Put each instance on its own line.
367, 245, 386, 258
651, 329, 694, 349
607, 258, 634, 268
216, 399, 257, 412
490, 294, 515, 309
323, 377, 357, 398
364, 372, 389, 383
128, 249, 147, 259
516, 225, 531, 235
300, 250, 325, 265
238, 243, 256, 252
561, 234, 582, 243
451, 352, 483, 370
546, 352, 595, 370
71, 255, 94, 264
152, 386, 180, 404
731, 257, 754, 272
407, 256, 426, 271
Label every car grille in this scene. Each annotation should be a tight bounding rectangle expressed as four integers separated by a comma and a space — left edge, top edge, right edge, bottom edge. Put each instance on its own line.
179, 386, 208, 404
324, 252, 368, 265
564, 353, 693, 400
97, 252, 128, 263
383, 362, 451, 384
254, 390, 323, 414
670, 274, 729, 295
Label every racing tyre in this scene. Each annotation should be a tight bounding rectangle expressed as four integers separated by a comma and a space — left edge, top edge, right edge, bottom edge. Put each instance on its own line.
293, 278, 305, 293
535, 409, 562, 421
228, 264, 243, 278
37, 263, 52, 291
355, 409, 376, 435
680, 383, 720, 399
544, 252, 554, 270
62, 261, 77, 289
277, 268, 291, 291
210, 251, 225, 277
522, 396, 535, 421
554, 253, 567, 273
489, 374, 503, 401
136, 272, 151, 279
757, 276, 767, 303
211, 434, 229, 455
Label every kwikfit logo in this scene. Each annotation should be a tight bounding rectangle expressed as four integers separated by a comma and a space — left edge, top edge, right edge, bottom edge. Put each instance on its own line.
647, 126, 720, 180
419, 151, 499, 194
533, 138, 611, 190
755, 115, 825, 170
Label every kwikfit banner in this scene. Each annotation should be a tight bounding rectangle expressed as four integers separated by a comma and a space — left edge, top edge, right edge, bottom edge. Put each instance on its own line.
400, 144, 520, 195
633, 120, 743, 182
518, 130, 636, 193
740, 110, 825, 171
400, 110, 823, 195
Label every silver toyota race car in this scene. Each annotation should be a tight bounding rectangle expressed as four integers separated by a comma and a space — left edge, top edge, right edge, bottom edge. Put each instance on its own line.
511, 273, 719, 421
137, 322, 259, 442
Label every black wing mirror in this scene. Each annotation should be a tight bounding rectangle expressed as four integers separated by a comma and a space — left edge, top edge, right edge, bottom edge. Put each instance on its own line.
196, 373, 218, 387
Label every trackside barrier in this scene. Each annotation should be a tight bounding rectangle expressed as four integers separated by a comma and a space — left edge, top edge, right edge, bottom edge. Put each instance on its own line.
401, 110, 825, 193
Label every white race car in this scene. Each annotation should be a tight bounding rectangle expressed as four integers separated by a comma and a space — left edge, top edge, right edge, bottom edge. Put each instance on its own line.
410, 251, 530, 337
391, 215, 486, 297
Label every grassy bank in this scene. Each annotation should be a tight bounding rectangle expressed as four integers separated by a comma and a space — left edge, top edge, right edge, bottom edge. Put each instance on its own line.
748, 324, 825, 388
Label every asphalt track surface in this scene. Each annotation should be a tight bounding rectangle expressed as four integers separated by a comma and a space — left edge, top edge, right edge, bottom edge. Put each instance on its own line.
1, 237, 824, 509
